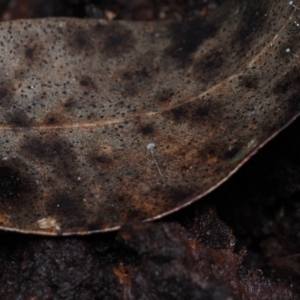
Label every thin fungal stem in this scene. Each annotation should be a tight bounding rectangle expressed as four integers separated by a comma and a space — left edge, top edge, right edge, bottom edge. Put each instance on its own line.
289, 1, 300, 10
147, 143, 163, 176
286, 47, 299, 57
150, 149, 163, 176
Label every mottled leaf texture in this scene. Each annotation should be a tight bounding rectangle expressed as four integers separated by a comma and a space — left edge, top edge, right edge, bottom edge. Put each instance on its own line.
0, 0, 299, 235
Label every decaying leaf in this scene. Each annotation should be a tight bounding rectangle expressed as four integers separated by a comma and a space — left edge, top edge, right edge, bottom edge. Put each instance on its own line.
0, 0, 299, 235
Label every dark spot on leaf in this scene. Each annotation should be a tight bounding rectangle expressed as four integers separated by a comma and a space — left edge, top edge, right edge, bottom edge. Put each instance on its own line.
140, 124, 154, 135
102, 24, 135, 58
49, 195, 75, 212
239, 75, 259, 90
28, 139, 63, 160
87, 219, 103, 232
80, 79, 89, 87
42, 111, 70, 125
134, 67, 149, 79
195, 106, 210, 117
0, 167, 22, 201
6, 110, 31, 128
193, 49, 225, 82
47, 117, 56, 124
192, 98, 225, 124
282, 93, 300, 120
94, 155, 113, 165
117, 196, 125, 202
164, 187, 195, 205
89, 153, 117, 173
25, 46, 35, 60
118, 66, 152, 97
79, 76, 97, 90
50, 194, 74, 210
169, 107, 187, 120
126, 209, 142, 221
22, 136, 77, 179
272, 67, 300, 95
155, 89, 174, 103
204, 50, 224, 69
23, 43, 45, 68
75, 34, 88, 48
0, 86, 14, 107
0, 88, 8, 99
122, 71, 132, 81
163, 101, 220, 126
67, 25, 93, 55
166, 16, 221, 66
234, 3, 268, 46
63, 98, 76, 111
46, 193, 85, 223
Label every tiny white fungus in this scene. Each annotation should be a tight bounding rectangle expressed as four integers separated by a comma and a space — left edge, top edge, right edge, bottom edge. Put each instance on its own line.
147, 142, 163, 176
290, 1, 300, 10
286, 47, 299, 57
147, 143, 155, 150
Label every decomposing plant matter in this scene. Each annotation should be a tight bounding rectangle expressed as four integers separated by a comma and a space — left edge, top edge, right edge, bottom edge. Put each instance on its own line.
0, 0, 300, 235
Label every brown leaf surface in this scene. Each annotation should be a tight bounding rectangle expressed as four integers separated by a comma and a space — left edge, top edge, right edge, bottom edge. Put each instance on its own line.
0, 0, 299, 235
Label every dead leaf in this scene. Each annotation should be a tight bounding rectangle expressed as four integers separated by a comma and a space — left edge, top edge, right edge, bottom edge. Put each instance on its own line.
0, 0, 299, 235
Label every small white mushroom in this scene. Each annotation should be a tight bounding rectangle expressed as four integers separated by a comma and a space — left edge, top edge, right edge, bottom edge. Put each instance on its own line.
147, 143, 162, 176
147, 143, 156, 150
289, 1, 300, 10
286, 47, 299, 57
